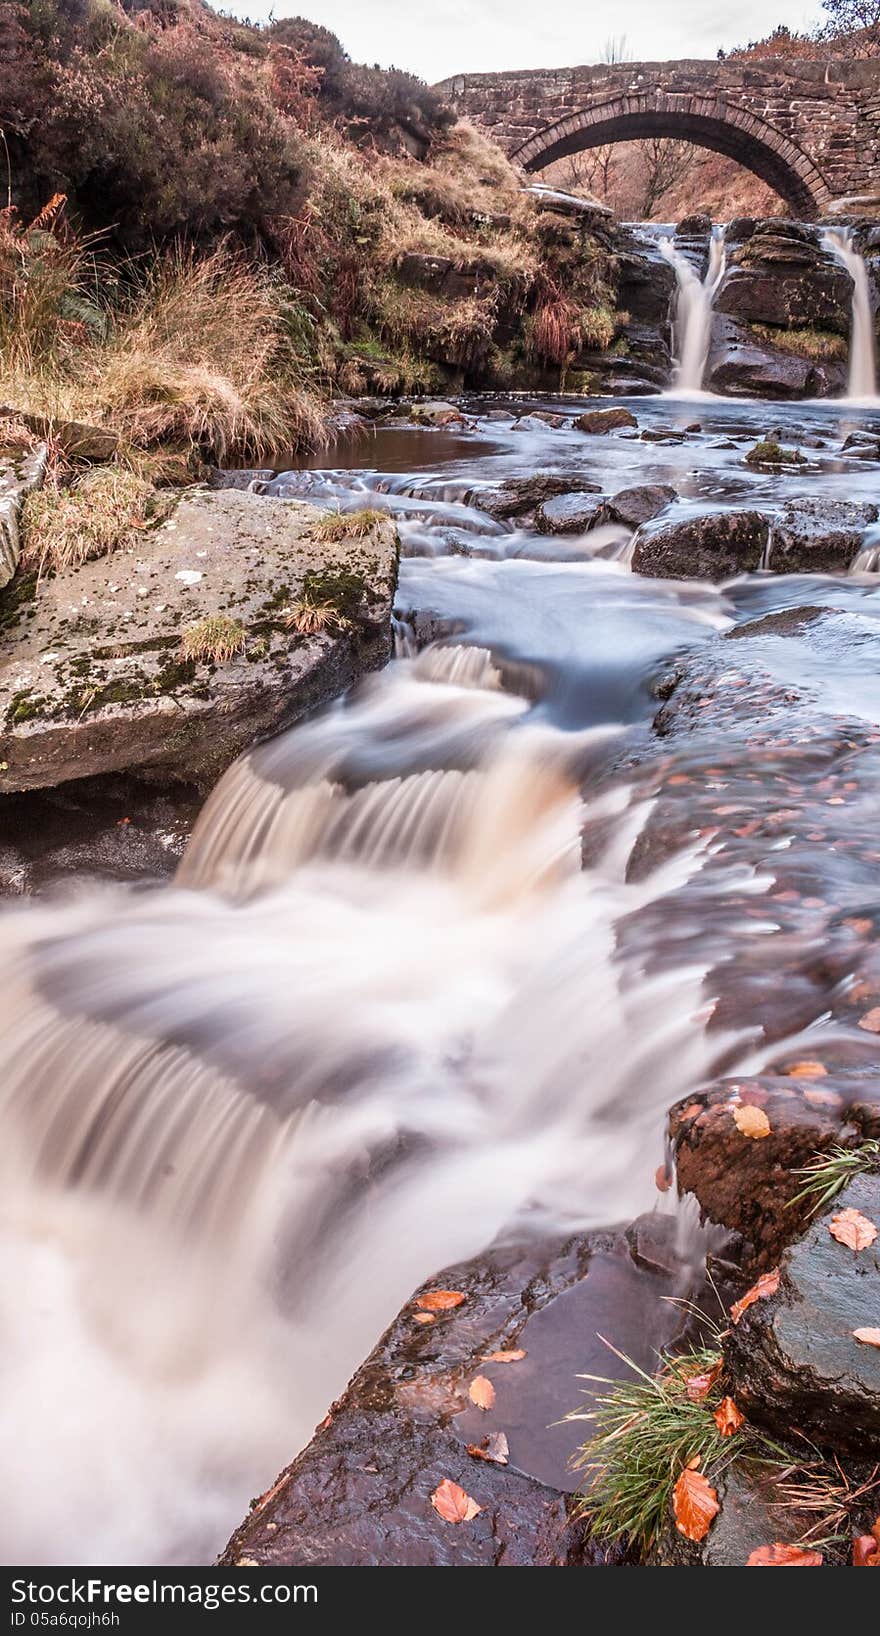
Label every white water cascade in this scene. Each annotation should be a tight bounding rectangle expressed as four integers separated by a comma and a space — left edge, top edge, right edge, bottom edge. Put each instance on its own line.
822, 226, 878, 400
659, 226, 726, 393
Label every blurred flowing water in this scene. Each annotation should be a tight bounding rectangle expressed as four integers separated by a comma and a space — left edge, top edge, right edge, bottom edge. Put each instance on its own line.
4, 393, 880, 1564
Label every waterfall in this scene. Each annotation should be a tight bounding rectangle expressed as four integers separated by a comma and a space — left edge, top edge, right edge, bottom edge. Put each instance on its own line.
658, 226, 726, 393
821, 226, 878, 400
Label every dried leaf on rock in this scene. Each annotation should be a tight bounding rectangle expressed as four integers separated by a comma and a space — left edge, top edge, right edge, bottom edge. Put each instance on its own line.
672, 1466, 719, 1542
853, 1327, 880, 1348
466, 1432, 509, 1466
785, 1060, 827, 1078
714, 1396, 745, 1437
468, 1375, 496, 1411
416, 1289, 465, 1312
828, 1208, 877, 1252
733, 1104, 771, 1139
684, 1360, 722, 1402
481, 1349, 526, 1363
858, 1007, 880, 1033
430, 1478, 481, 1523
730, 1268, 780, 1324
747, 1543, 823, 1566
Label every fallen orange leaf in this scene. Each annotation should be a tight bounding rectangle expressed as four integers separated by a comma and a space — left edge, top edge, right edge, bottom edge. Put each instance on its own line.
733, 1104, 771, 1139
684, 1360, 722, 1402
784, 1060, 827, 1078
673, 1466, 719, 1542
747, 1543, 823, 1566
853, 1327, 880, 1348
828, 1207, 877, 1252
413, 1312, 436, 1326
468, 1375, 496, 1411
430, 1479, 481, 1523
858, 1008, 880, 1033
714, 1396, 745, 1437
466, 1432, 509, 1466
730, 1268, 780, 1324
481, 1349, 526, 1363
853, 1535, 880, 1567
802, 1087, 843, 1108
416, 1289, 465, 1312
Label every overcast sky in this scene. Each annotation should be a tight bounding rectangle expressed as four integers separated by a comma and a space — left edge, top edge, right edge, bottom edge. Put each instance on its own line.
228, 2, 824, 83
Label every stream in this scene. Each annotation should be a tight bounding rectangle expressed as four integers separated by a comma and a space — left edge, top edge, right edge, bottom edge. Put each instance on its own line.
5, 332, 880, 1558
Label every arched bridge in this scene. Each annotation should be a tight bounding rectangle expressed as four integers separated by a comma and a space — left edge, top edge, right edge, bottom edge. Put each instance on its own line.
437, 58, 880, 217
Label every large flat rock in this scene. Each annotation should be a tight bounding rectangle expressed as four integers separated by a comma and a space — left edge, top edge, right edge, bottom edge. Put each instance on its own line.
0, 490, 398, 792
220, 1224, 687, 1568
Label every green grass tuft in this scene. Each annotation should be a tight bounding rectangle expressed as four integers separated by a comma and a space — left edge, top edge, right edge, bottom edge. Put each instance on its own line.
788, 1140, 880, 1217
313, 507, 386, 542
178, 615, 247, 665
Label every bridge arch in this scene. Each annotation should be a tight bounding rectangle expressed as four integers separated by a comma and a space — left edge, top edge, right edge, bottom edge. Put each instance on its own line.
512, 94, 833, 218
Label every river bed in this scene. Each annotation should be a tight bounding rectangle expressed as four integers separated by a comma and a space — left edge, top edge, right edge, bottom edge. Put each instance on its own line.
4, 392, 880, 1564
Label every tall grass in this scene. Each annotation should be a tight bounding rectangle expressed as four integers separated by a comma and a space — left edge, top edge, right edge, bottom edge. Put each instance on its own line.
0, 207, 327, 463
93, 246, 325, 462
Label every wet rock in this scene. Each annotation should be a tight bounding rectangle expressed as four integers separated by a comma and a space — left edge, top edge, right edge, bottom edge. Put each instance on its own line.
744, 436, 807, 468
768, 498, 878, 573
409, 401, 467, 427
706, 315, 836, 399
676, 212, 712, 237
515, 411, 566, 431
670, 1075, 864, 1266
725, 1172, 880, 1452
220, 1226, 689, 1567
0, 490, 398, 793
0, 441, 47, 588
652, 1462, 820, 1568
208, 468, 276, 492
598, 484, 676, 530
574, 407, 637, 434
534, 492, 602, 534
716, 231, 851, 333
631, 508, 769, 581
474, 472, 600, 522
726, 217, 757, 245
0, 772, 200, 893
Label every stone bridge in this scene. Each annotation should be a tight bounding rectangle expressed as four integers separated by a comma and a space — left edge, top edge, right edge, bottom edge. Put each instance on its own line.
437, 58, 880, 217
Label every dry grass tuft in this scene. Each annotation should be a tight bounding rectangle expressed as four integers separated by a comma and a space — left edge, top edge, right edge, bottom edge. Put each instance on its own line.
284, 597, 350, 636
179, 615, 247, 665
92, 246, 325, 464
20, 466, 155, 576
313, 507, 386, 542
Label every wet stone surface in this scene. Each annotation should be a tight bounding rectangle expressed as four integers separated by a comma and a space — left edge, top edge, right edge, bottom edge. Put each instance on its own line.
220, 1224, 689, 1568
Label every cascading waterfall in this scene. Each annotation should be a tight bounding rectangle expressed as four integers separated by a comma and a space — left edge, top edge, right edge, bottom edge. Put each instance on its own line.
0, 633, 777, 1566
822, 226, 878, 400
659, 226, 726, 393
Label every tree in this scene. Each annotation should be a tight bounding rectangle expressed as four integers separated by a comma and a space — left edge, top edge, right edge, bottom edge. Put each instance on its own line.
557, 144, 615, 200
820, 0, 880, 51
637, 137, 695, 218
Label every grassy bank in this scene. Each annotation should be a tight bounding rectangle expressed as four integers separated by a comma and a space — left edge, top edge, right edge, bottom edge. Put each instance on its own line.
0, 0, 621, 480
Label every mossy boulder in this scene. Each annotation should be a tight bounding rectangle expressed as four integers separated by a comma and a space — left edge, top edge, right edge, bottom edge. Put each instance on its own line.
0, 489, 398, 793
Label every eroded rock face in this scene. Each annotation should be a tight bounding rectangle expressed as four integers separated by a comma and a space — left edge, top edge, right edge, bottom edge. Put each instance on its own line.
716, 224, 851, 333
0, 442, 47, 589
0, 490, 398, 793
631, 508, 769, 580
220, 1225, 689, 1568
725, 1173, 880, 1452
